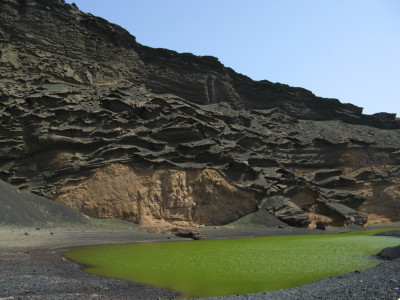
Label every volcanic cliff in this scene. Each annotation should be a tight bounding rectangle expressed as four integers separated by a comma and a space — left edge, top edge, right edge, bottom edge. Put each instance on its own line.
1, 0, 400, 228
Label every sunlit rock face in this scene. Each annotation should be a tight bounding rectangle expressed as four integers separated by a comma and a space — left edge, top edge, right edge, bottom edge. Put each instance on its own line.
51, 164, 257, 227
1, 0, 400, 227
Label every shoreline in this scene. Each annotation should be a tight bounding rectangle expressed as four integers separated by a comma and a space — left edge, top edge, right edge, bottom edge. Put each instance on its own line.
2, 222, 394, 251
1, 223, 400, 299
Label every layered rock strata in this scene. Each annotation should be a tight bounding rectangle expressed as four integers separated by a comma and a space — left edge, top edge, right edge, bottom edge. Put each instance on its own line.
1, 0, 400, 227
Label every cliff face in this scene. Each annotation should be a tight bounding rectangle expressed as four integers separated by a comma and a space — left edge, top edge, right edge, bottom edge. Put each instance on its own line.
51, 164, 257, 227
1, 0, 400, 227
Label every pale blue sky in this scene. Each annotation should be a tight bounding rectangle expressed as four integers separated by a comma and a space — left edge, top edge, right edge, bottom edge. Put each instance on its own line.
65, 0, 400, 116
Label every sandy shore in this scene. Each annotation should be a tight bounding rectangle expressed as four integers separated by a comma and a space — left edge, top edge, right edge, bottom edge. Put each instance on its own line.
0, 223, 368, 251
1, 223, 400, 299
0, 226, 184, 251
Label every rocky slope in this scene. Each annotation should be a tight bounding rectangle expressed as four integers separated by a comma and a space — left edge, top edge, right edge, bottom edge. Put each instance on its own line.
0, 179, 86, 226
1, 0, 400, 227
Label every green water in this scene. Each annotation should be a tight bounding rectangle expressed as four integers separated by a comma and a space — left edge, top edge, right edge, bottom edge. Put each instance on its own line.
65, 229, 400, 298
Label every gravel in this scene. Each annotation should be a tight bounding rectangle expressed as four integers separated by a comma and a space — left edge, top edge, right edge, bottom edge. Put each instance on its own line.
0, 250, 179, 299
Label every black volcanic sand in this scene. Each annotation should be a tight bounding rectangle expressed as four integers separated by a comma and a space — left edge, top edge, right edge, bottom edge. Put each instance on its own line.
0, 225, 400, 300
0, 179, 86, 226
0, 250, 179, 300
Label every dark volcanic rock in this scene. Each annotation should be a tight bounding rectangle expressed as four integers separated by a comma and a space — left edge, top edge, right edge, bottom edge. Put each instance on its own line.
171, 228, 205, 240
375, 230, 400, 238
377, 245, 400, 260
323, 202, 368, 226
0, 250, 180, 299
0, 0, 400, 227
264, 196, 311, 227
315, 221, 326, 230
0, 179, 86, 225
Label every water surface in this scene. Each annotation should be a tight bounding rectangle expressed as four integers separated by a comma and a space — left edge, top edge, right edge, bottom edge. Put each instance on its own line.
65, 228, 400, 298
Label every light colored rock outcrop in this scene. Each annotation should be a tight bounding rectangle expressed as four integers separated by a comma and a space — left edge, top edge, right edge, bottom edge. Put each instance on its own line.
359, 176, 400, 224
51, 164, 257, 227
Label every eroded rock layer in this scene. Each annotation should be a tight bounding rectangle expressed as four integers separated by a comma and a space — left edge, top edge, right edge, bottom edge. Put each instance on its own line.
1, 0, 400, 227
51, 164, 257, 227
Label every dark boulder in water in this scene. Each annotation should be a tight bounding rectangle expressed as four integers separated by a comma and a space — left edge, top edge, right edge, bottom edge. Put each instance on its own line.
377, 245, 400, 260
375, 230, 400, 238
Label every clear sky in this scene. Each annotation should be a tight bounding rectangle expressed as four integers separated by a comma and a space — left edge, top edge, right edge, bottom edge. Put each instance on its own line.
65, 0, 400, 116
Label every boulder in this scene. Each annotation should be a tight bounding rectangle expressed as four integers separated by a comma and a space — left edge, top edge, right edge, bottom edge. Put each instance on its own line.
314, 176, 357, 188
170, 228, 205, 240
264, 196, 310, 227
319, 189, 366, 210
377, 245, 400, 260
304, 169, 343, 182
375, 230, 400, 238
323, 202, 368, 226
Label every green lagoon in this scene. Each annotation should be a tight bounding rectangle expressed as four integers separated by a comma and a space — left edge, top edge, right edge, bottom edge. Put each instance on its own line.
65, 228, 400, 298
